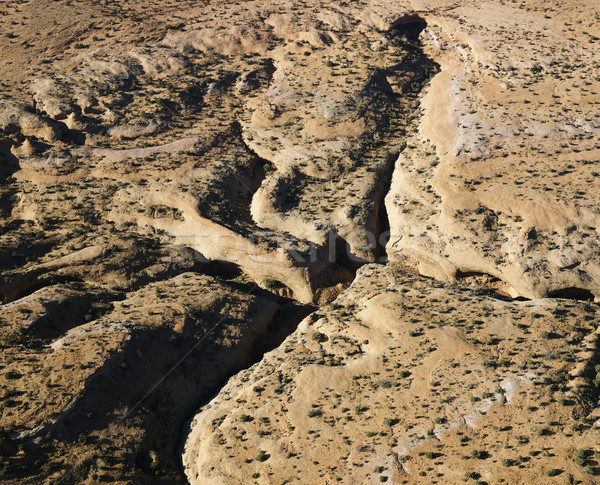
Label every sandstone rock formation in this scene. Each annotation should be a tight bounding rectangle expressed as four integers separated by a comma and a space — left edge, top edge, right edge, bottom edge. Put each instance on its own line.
0, 0, 599, 483
184, 264, 600, 484
385, 1, 600, 300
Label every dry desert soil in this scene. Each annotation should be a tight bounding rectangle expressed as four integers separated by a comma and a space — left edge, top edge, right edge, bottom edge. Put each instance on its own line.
1, 0, 600, 484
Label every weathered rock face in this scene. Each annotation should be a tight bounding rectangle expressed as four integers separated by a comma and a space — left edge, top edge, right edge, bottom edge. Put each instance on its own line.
31, 79, 77, 121
4, 3, 437, 305
237, 13, 438, 262
0, 266, 283, 482
183, 264, 600, 484
1, 0, 600, 483
0, 99, 63, 143
385, 2, 600, 300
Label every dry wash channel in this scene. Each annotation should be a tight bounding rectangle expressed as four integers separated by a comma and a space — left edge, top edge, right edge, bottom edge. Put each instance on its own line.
0, 4, 440, 484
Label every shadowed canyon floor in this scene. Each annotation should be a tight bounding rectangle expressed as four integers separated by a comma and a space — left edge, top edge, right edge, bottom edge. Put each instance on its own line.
1, 0, 600, 483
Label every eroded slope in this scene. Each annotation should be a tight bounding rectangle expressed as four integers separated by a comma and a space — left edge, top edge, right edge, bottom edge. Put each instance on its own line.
1, 0, 600, 483
386, 0, 600, 299
184, 264, 600, 484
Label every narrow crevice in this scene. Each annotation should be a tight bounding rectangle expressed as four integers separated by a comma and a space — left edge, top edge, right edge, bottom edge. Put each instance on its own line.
455, 270, 523, 302
455, 271, 600, 305
191, 259, 242, 280
374, 149, 400, 264
173, 287, 318, 483
389, 18, 428, 41
547, 287, 596, 302
0, 274, 85, 305
0, 261, 191, 306
376, 196, 390, 264
194, 121, 272, 232
170, 24, 441, 477
175, 298, 315, 480
35, 269, 317, 484
0, 149, 20, 180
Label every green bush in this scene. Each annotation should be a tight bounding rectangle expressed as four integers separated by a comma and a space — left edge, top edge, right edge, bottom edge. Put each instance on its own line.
470, 449, 487, 459
312, 332, 326, 343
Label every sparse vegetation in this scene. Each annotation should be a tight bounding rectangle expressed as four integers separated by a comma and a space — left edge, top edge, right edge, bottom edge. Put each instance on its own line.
0, 0, 598, 484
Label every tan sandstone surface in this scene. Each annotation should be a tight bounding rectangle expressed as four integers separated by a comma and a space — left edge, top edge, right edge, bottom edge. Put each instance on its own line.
0, 0, 599, 483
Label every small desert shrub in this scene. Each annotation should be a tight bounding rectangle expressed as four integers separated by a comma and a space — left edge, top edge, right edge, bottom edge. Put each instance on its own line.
470, 449, 487, 459
256, 450, 268, 462
312, 332, 326, 343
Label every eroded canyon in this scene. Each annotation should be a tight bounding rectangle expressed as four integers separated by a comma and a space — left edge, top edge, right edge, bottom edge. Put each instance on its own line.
1, 0, 600, 483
